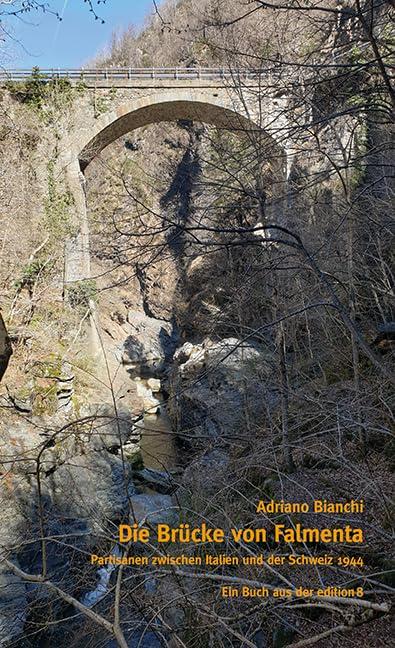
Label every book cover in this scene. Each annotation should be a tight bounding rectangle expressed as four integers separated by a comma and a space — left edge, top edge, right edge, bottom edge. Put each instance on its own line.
0, 1, 393, 647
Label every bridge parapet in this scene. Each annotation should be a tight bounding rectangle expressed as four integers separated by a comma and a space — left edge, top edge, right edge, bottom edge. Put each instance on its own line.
1, 67, 284, 88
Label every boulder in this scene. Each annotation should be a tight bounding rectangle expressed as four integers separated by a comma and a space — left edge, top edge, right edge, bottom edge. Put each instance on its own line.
128, 493, 176, 526
121, 310, 178, 375
173, 341, 205, 374
133, 468, 178, 494
123, 442, 142, 464
173, 337, 269, 379
80, 403, 142, 451
169, 337, 276, 443
0, 411, 139, 645
134, 378, 161, 415
0, 415, 70, 476
147, 377, 161, 393
0, 562, 27, 645
182, 450, 229, 495
51, 450, 136, 528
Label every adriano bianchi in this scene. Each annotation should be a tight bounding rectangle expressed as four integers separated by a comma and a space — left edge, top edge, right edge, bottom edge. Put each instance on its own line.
256, 499, 364, 514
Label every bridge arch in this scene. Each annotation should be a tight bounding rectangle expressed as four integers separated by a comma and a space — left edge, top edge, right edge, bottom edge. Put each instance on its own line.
69, 90, 284, 169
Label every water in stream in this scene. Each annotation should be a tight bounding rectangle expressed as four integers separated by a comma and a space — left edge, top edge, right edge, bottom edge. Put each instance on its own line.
139, 411, 177, 471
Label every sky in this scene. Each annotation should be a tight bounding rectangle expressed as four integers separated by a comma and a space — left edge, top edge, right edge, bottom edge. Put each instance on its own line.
6, 0, 154, 68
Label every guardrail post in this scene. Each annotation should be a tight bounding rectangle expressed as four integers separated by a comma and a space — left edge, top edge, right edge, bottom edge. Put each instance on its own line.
104, 68, 108, 80
175, 67, 178, 80
128, 67, 131, 79
198, 66, 201, 79
151, 67, 154, 79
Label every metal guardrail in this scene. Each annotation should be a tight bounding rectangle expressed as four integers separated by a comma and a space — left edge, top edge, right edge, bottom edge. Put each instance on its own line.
0, 67, 274, 82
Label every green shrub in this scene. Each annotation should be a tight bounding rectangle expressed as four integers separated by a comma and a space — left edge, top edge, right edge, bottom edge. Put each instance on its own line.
67, 280, 98, 310
14, 259, 49, 290
6, 66, 82, 122
44, 159, 75, 239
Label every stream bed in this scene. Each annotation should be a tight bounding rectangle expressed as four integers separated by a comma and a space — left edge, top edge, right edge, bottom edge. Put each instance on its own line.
82, 407, 179, 610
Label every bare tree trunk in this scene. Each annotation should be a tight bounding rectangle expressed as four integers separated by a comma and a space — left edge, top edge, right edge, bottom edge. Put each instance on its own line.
347, 211, 365, 450
277, 321, 295, 473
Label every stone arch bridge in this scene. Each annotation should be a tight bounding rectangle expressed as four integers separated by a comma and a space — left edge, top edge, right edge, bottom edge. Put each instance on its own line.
3, 68, 299, 341
33, 67, 290, 283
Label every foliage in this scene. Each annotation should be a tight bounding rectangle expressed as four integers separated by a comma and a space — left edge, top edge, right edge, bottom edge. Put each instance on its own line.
92, 87, 117, 118
14, 258, 48, 290
5, 67, 84, 123
44, 159, 75, 239
67, 279, 98, 310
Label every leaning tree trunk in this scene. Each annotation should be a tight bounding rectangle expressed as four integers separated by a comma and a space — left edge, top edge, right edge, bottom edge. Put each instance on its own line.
0, 312, 12, 381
